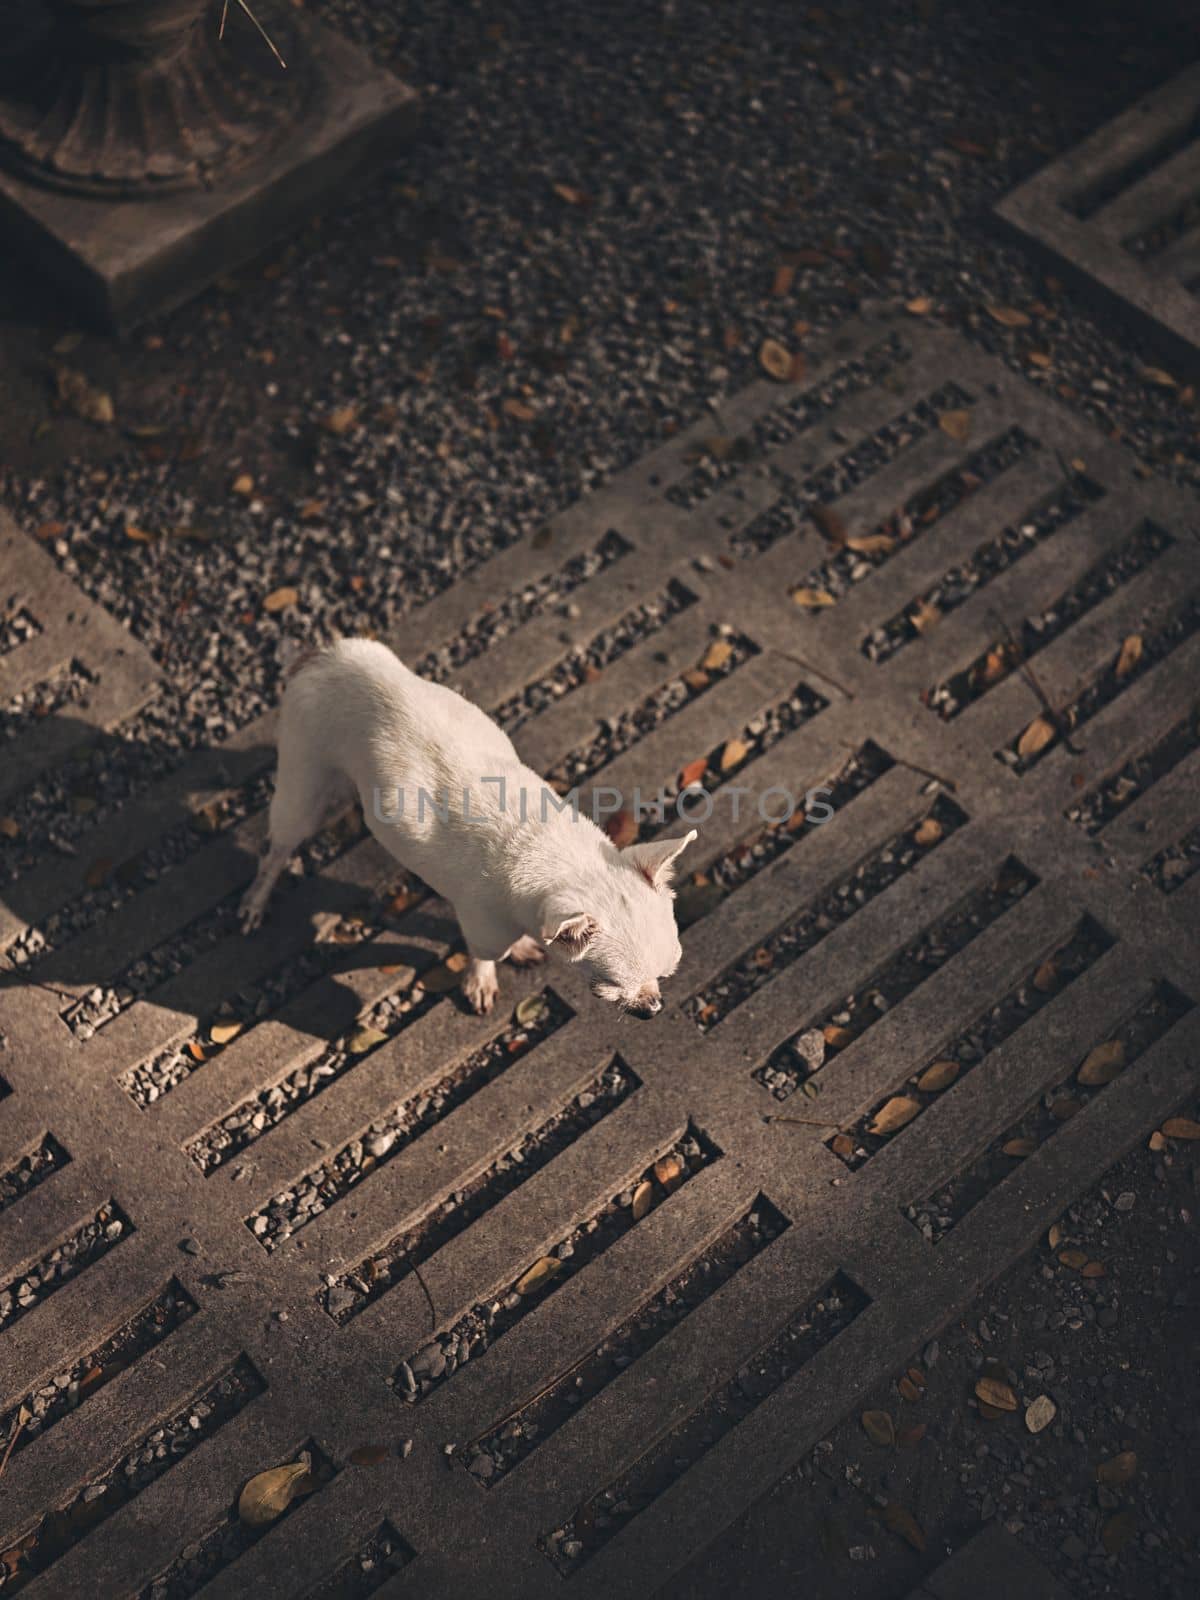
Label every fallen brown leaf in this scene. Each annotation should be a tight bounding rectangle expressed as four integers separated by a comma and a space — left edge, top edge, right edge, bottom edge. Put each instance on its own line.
263, 586, 298, 614
758, 339, 795, 381
1162, 1116, 1200, 1140
913, 816, 943, 847
986, 304, 1031, 328
719, 738, 750, 773
238, 1456, 314, 1528
915, 1059, 958, 1093
792, 586, 836, 609
938, 408, 971, 442
1002, 1137, 1038, 1158
1114, 634, 1143, 680
631, 1180, 653, 1221
515, 1256, 562, 1295
1077, 1038, 1125, 1086
679, 757, 709, 788
861, 1410, 895, 1447
809, 503, 847, 545
1097, 1450, 1137, 1486
1025, 1394, 1056, 1433
348, 1444, 390, 1466
867, 1096, 921, 1136
974, 1376, 1018, 1411
1017, 716, 1056, 759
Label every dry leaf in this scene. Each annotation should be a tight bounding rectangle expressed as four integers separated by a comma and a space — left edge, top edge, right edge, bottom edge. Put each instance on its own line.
0, 817, 20, 840
654, 1153, 684, 1191
263, 587, 299, 614
719, 738, 749, 772
897, 1376, 921, 1402
916, 1059, 958, 1093
515, 1256, 562, 1295
938, 408, 971, 442
1017, 716, 1055, 759
321, 406, 359, 436
1027, 350, 1052, 368
1114, 635, 1143, 679
348, 1444, 390, 1466
1162, 1117, 1200, 1140
897, 1422, 927, 1448
679, 757, 709, 788
974, 1377, 1018, 1411
125, 524, 156, 543
905, 296, 932, 315
867, 1096, 921, 1136
231, 473, 254, 496
980, 646, 1009, 685
772, 262, 796, 297
1002, 1137, 1038, 1158
700, 638, 733, 672
913, 817, 943, 847
238, 1456, 313, 1528
55, 366, 115, 425
1051, 1097, 1082, 1121
552, 181, 586, 205
1032, 957, 1058, 992
683, 669, 710, 691
1078, 1039, 1125, 1086
348, 1026, 388, 1054
1148, 1130, 1166, 1151
1097, 1450, 1137, 1486
845, 533, 895, 556
210, 1021, 242, 1046
830, 1132, 855, 1157
861, 1410, 895, 1446
1081, 1260, 1106, 1278
792, 587, 836, 609
910, 598, 940, 634
1025, 1394, 1056, 1433
187, 1040, 207, 1063
1047, 1222, 1063, 1250
809, 503, 847, 545
514, 993, 548, 1028
758, 339, 794, 381
881, 1501, 926, 1552
986, 304, 1031, 328
1102, 1510, 1137, 1555
631, 1180, 654, 1220
1057, 1247, 1089, 1270
502, 398, 536, 422
823, 1024, 853, 1049
1141, 365, 1176, 389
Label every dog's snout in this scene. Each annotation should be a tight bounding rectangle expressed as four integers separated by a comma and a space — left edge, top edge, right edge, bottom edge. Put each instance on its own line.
630, 993, 662, 1019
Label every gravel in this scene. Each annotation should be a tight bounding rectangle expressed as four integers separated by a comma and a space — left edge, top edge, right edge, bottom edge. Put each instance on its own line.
324, 1055, 639, 1323
1067, 707, 1200, 838
135, 1445, 336, 1600
390, 1126, 717, 1406
833, 915, 1114, 1170
0, 1282, 196, 1464
692, 793, 966, 1036
247, 987, 572, 1250
757, 856, 1037, 1100
5, 1357, 264, 1586
0, 1203, 130, 1335
0, 1133, 69, 1215
466, 1198, 790, 1489
543, 1271, 867, 1573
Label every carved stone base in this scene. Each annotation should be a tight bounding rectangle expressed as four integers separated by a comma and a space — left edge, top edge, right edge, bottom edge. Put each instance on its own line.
0, 16, 416, 332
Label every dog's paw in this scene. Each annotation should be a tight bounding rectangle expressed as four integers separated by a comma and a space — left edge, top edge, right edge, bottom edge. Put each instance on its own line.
238, 893, 266, 935
462, 962, 500, 1015
506, 935, 546, 967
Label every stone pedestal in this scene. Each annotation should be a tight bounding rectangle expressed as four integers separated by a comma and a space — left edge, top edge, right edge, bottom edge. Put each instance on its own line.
0, 2, 417, 332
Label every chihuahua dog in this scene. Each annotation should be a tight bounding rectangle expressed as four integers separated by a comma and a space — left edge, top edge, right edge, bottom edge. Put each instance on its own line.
240, 639, 695, 1017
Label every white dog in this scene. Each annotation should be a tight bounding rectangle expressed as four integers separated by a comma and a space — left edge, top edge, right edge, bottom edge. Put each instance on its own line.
240, 639, 695, 1017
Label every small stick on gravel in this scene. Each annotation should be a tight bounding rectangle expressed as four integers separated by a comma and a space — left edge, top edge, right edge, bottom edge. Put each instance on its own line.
0, 1408, 27, 1480
987, 606, 1083, 755
412, 1261, 438, 1334
766, 1114, 843, 1129
838, 740, 958, 793
776, 649, 856, 701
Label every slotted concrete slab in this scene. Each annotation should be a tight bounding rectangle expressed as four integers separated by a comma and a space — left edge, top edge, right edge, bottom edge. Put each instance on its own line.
0, 316, 1197, 1599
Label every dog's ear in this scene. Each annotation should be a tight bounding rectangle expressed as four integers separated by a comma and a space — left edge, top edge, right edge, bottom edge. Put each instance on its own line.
542, 913, 598, 959
623, 828, 698, 889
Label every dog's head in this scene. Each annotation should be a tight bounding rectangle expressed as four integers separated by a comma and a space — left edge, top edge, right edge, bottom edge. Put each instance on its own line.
542, 830, 696, 1018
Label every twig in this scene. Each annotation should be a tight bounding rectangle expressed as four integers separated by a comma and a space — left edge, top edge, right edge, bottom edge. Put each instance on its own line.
838, 740, 958, 794
217, 0, 287, 69
766, 1114, 843, 1129
0, 1408, 27, 1481
481, 1346, 595, 1441
775, 649, 855, 701
410, 1259, 438, 1333
986, 606, 1082, 755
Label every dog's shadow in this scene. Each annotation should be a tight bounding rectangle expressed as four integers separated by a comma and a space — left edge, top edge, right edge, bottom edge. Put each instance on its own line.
0, 709, 468, 1046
